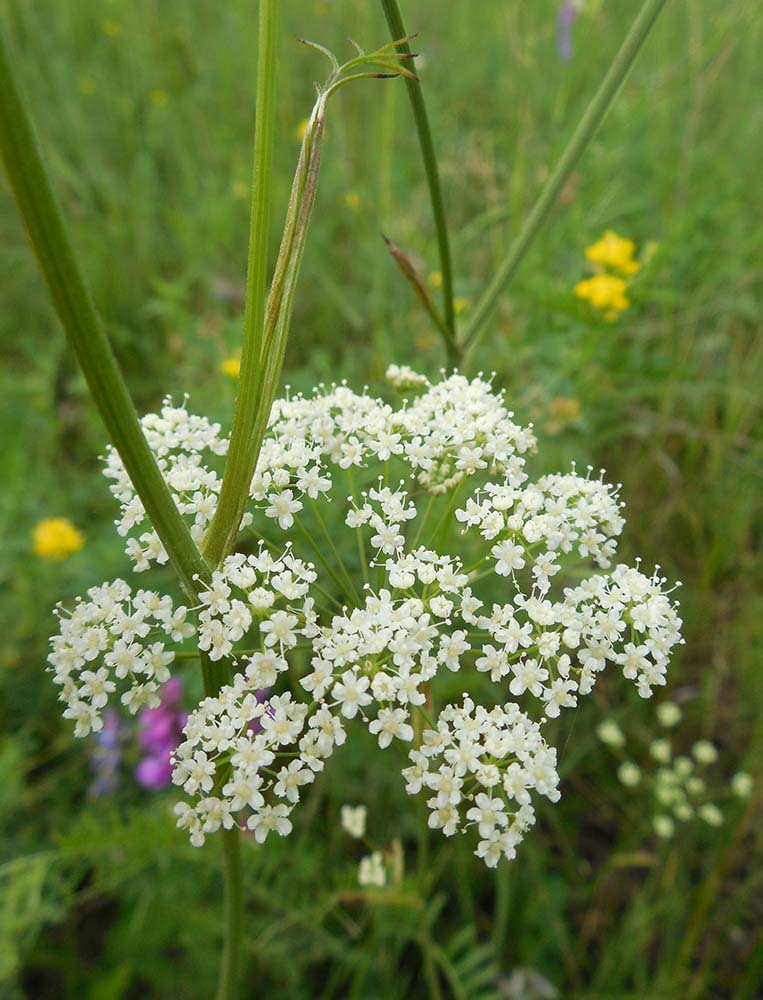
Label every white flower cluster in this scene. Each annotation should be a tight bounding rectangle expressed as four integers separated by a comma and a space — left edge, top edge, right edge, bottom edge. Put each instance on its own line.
403, 697, 560, 867
48, 580, 194, 736
267, 371, 536, 496
48, 367, 684, 868
103, 399, 231, 571
457, 468, 625, 586
172, 675, 344, 847
195, 545, 318, 663
385, 363, 429, 390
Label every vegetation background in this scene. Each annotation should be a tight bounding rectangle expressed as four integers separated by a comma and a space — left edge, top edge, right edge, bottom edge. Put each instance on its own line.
1, 0, 762, 997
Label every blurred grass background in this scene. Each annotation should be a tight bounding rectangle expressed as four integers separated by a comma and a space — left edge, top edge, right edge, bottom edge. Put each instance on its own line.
1, 0, 762, 997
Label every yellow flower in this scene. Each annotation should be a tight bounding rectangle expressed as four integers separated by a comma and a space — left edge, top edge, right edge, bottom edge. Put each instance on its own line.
453, 297, 471, 315
584, 230, 640, 275
220, 356, 241, 378
428, 271, 443, 288
149, 89, 169, 107
295, 118, 309, 142
342, 191, 360, 211
574, 273, 630, 315
33, 518, 84, 561
102, 19, 123, 38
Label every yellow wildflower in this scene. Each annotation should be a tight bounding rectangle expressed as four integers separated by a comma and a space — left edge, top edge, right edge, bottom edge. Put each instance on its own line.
584, 230, 640, 275
574, 273, 630, 315
149, 89, 169, 107
453, 297, 471, 315
342, 191, 360, 211
33, 518, 84, 561
102, 20, 123, 38
220, 357, 241, 378
428, 271, 443, 288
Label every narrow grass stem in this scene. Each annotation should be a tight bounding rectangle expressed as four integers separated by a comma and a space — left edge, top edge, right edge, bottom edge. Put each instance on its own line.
0, 30, 209, 598
379, 0, 459, 366
461, 0, 670, 361
203, 0, 280, 568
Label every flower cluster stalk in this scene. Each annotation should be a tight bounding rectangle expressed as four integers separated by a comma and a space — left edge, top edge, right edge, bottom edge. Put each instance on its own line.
379, 0, 458, 365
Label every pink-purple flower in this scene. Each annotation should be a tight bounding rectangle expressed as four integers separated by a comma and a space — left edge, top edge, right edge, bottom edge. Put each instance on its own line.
135, 677, 187, 789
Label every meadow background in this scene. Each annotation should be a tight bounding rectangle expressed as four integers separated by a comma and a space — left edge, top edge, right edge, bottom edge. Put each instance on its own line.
1, 0, 762, 997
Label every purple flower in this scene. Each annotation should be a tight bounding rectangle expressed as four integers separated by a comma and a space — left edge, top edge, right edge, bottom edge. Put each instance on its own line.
135, 678, 187, 790
135, 751, 174, 790
557, 2, 579, 63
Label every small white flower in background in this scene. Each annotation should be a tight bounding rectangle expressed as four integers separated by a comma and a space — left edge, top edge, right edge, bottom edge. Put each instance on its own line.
596, 719, 625, 748
385, 364, 429, 390
656, 700, 682, 727
649, 738, 672, 764
692, 740, 718, 765
731, 772, 753, 798
653, 814, 675, 839
697, 802, 723, 827
358, 851, 386, 887
341, 804, 367, 839
48, 368, 687, 866
617, 762, 642, 788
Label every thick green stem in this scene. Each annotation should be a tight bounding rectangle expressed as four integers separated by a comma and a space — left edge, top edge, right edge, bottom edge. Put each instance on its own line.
203, 0, 280, 568
217, 828, 243, 1000
0, 29, 209, 597
379, 0, 459, 366
461, 0, 670, 361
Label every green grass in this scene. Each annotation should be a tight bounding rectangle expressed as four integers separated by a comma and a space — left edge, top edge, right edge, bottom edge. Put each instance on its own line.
1, 0, 762, 997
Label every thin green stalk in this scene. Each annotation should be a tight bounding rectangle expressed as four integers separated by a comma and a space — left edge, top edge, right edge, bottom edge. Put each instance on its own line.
293, 515, 353, 599
203, 0, 280, 568
307, 498, 362, 604
461, 0, 670, 361
346, 469, 369, 585
379, 0, 459, 366
199, 651, 242, 1000
0, 29, 209, 598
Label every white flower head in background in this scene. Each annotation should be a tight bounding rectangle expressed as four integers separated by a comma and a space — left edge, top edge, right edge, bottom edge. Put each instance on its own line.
341, 804, 367, 839
358, 851, 386, 887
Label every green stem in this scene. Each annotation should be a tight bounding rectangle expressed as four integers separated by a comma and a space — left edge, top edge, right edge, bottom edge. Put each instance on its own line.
203, 0, 280, 568
217, 827, 243, 1000
199, 650, 242, 1000
379, 0, 459, 366
461, 0, 670, 361
0, 29, 209, 598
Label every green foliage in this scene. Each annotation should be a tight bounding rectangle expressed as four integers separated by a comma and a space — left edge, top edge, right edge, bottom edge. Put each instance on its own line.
1, 0, 762, 997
